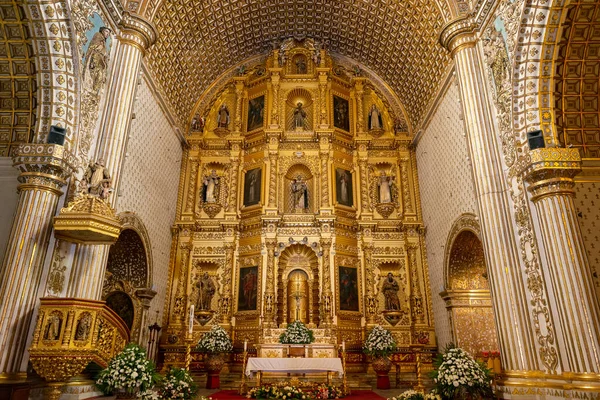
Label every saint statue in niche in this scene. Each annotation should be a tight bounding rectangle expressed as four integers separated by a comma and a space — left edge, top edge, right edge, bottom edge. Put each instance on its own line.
291, 175, 308, 211
378, 173, 393, 203
44, 313, 61, 340
196, 272, 216, 310
82, 26, 111, 94
217, 104, 230, 128
294, 102, 307, 130
295, 56, 307, 74
191, 113, 204, 131
368, 104, 383, 130
202, 170, 220, 203
74, 313, 92, 341
382, 272, 402, 310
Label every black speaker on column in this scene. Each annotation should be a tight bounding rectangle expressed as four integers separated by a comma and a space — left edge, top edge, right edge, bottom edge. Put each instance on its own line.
527, 129, 545, 150
47, 125, 66, 146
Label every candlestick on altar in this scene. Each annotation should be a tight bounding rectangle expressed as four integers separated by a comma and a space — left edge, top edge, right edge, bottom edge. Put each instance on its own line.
239, 339, 249, 395
342, 340, 345, 352
244, 339, 248, 351
188, 305, 195, 335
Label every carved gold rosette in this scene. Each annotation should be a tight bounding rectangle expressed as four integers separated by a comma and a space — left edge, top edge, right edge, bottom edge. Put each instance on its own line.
53, 194, 122, 244
29, 298, 130, 384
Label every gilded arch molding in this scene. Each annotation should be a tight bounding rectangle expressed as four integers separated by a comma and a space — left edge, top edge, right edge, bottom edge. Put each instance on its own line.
443, 213, 481, 289
117, 211, 154, 288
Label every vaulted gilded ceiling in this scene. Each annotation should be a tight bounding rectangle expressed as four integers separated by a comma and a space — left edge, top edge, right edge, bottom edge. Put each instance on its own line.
146, 0, 454, 131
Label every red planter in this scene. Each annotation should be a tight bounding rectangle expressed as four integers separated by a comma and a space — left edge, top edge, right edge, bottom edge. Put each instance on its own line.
371, 356, 392, 390
204, 353, 225, 389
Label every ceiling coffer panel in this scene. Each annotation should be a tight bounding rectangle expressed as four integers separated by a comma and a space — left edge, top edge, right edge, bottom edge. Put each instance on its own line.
147, 0, 452, 129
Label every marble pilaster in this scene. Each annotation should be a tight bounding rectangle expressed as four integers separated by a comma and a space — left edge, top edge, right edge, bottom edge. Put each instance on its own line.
0, 144, 74, 378
440, 17, 539, 371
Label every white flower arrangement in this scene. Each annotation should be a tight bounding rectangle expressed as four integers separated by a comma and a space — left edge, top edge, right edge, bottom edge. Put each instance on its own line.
279, 321, 315, 344
431, 345, 493, 399
96, 343, 159, 395
388, 390, 441, 400
363, 325, 397, 357
159, 367, 197, 400
196, 325, 233, 354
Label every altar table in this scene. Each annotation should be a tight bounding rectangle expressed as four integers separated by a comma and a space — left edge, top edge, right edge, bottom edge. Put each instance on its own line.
245, 357, 344, 385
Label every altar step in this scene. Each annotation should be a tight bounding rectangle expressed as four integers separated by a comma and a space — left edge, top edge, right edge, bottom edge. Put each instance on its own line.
190, 371, 385, 391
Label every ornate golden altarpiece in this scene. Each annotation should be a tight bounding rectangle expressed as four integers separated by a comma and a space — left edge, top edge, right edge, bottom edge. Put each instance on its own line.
160, 39, 435, 370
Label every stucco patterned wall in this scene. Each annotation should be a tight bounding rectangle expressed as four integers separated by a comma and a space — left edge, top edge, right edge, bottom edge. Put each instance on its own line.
574, 180, 600, 301
416, 79, 479, 348
117, 71, 182, 328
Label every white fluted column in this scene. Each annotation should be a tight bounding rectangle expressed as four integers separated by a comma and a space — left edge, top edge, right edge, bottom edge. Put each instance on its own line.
440, 18, 539, 372
0, 144, 74, 378
522, 148, 600, 373
64, 13, 156, 301
97, 13, 156, 197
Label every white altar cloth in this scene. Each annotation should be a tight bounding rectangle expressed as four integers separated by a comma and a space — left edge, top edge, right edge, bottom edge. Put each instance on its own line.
245, 357, 344, 378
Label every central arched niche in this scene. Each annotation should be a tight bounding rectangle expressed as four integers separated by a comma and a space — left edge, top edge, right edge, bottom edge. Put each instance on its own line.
441, 215, 499, 359
284, 164, 314, 214
276, 244, 320, 327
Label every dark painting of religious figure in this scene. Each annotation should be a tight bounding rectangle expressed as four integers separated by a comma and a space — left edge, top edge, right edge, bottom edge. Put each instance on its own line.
247, 95, 265, 131
105, 291, 134, 329
339, 266, 359, 311
333, 95, 350, 132
335, 168, 353, 207
238, 266, 258, 311
243, 168, 262, 207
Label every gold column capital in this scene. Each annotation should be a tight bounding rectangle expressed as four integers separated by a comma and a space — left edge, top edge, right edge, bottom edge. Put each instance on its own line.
439, 16, 477, 56
12, 143, 75, 194
118, 12, 157, 52
521, 148, 581, 201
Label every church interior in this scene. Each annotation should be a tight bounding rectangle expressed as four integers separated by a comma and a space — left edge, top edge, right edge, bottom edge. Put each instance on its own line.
0, 0, 599, 398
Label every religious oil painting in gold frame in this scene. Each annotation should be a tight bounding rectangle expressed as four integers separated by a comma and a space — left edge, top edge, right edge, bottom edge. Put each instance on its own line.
247, 95, 265, 132
243, 167, 262, 207
238, 266, 258, 311
333, 95, 350, 132
338, 266, 359, 311
335, 168, 353, 207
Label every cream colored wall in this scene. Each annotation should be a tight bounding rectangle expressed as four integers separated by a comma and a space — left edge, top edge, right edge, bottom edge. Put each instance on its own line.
416, 78, 479, 348
117, 71, 183, 329
574, 180, 600, 302
0, 158, 19, 265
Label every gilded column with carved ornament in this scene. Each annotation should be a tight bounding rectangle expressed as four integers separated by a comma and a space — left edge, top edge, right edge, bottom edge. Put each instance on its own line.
264, 239, 277, 325
406, 242, 425, 324
399, 157, 413, 214
353, 78, 365, 134
269, 65, 282, 128
219, 243, 235, 324
226, 140, 243, 212
317, 54, 329, 128
521, 148, 600, 373
184, 158, 199, 214
363, 243, 377, 325
65, 13, 156, 301
233, 78, 245, 134
357, 144, 370, 213
320, 238, 333, 325
172, 243, 192, 325
440, 17, 541, 373
0, 144, 74, 378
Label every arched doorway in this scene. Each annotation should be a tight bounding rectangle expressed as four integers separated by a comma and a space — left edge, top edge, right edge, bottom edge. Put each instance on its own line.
103, 213, 155, 343
441, 214, 499, 358
277, 244, 320, 327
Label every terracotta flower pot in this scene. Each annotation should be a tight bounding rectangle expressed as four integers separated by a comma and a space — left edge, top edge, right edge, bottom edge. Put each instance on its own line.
371, 355, 392, 389
204, 353, 225, 389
